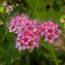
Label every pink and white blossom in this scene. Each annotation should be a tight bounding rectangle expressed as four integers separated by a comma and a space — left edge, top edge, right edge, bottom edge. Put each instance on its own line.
39, 21, 61, 43
8, 14, 39, 50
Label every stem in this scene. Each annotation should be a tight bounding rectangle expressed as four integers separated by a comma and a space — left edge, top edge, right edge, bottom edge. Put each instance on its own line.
2, 31, 6, 41
0, 14, 6, 26
49, 43, 58, 65
2, 27, 7, 41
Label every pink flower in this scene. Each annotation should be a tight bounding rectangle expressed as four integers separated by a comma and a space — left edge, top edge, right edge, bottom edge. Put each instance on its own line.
48, 21, 54, 26
26, 40, 39, 50
54, 29, 61, 38
8, 14, 40, 50
8, 25, 17, 32
38, 23, 47, 36
3, 1, 7, 6
15, 30, 39, 50
39, 21, 61, 43
16, 41, 25, 50
44, 34, 55, 43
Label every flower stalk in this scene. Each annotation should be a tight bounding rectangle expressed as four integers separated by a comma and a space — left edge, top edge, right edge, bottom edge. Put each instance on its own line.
49, 43, 58, 65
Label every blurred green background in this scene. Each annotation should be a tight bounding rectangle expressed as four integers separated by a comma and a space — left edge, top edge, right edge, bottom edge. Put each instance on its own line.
0, 0, 65, 65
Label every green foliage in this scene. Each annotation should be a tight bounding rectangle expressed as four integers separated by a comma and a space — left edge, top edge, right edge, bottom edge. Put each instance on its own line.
0, 25, 8, 48
0, 46, 11, 58
0, 0, 65, 65
0, 13, 6, 25
7, 43, 19, 59
6, 32, 16, 42
10, 4, 24, 15
0, 25, 5, 41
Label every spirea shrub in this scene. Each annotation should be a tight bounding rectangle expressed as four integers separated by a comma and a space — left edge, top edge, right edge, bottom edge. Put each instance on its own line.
8, 14, 61, 50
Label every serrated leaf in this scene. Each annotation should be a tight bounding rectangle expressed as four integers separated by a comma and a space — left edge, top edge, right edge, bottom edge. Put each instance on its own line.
6, 32, 16, 42
7, 43, 19, 59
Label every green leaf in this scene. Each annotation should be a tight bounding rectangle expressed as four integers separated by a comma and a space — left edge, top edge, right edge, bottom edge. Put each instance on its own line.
0, 43, 19, 63
6, 32, 16, 42
40, 40, 51, 53
7, 42, 19, 59
0, 46, 11, 58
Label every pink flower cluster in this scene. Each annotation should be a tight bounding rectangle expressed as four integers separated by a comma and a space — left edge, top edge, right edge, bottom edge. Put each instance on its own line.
39, 21, 61, 43
8, 14, 39, 50
8, 14, 61, 50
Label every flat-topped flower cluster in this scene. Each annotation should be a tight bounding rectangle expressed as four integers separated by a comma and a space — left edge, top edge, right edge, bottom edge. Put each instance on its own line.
8, 14, 61, 50
39, 21, 61, 43
8, 14, 39, 50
